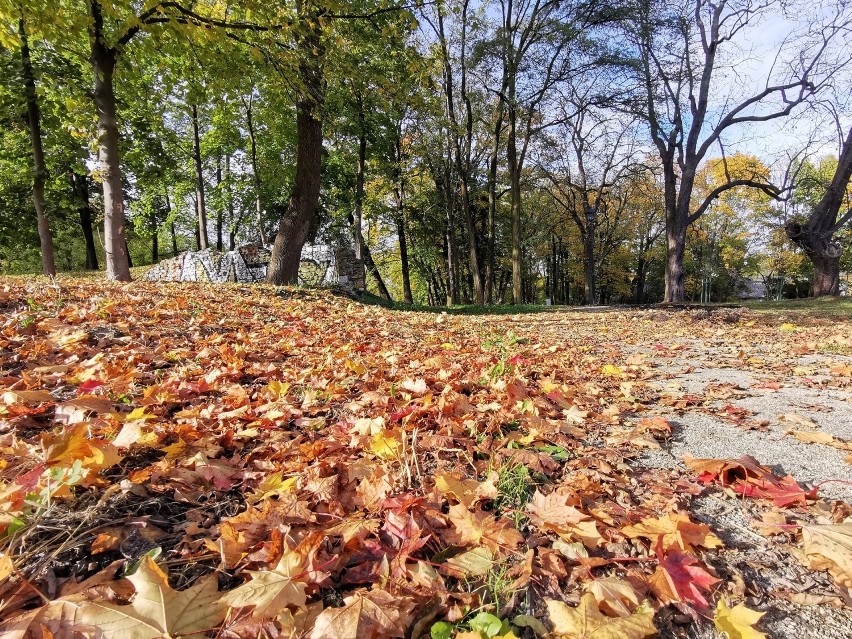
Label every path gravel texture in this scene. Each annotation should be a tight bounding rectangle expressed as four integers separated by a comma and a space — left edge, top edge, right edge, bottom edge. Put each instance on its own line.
502, 306, 852, 639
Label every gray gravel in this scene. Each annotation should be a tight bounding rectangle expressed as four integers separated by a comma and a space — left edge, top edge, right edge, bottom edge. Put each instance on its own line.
624, 337, 852, 639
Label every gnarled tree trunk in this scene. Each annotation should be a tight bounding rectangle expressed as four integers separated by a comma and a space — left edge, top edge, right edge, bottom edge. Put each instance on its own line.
786, 126, 852, 297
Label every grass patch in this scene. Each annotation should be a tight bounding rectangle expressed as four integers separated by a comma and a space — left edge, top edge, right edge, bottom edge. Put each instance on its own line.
493, 463, 536, 529
742, 297, 852, 318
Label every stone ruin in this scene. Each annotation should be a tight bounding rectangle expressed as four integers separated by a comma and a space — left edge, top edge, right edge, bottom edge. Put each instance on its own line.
142, 244, 271, 283
143, 243, 345, 287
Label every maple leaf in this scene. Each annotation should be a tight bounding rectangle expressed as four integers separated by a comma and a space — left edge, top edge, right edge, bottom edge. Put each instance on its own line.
546, 593, 656, 639
586, 577, 640, 617
219, 550, 310, 617
714, 600, 767, 639
445, 504, 523, 553
247, 470, 298, 504
648, 542, 720, 610
622, 512, 722, 552
801, 524, 852, 590
73, 557, 226, 639
42, 424, 122, 478
435, 471, 498, 509
308, 588, 414, 639
525, 490, 601, 548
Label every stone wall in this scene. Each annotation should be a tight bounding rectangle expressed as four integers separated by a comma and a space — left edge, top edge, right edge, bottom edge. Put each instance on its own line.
143, 245, 271, 283
335, 245, 365, 292
143, 244, 342, 286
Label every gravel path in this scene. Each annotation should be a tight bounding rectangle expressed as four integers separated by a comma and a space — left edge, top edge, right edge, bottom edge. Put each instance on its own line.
487, 307, 852, 638
625, 330, 852, 638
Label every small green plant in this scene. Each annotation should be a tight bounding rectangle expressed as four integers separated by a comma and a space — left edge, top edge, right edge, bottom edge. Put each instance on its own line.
494, 462, 535, 529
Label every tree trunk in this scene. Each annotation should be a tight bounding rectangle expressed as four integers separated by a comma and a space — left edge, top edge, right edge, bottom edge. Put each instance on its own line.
486, 85, 506, 304
507, 67, 522, 305
508, 131, 522, 304
20, 18, 56, 276
444, 217, 457, 305
583, 224, 596, 305
150, 209, 159, 263
224, 155, 239, 250
216, 155, 224, 251
812, 254, 840, 297
71, 173, 99, 270
89, 1, 130, 281
393, 131, 413, 304
353, 95, 367, 277
268, 7, 324, 285
786, 126, 852, 297
191, 104, 209, 250
664, 223, 687, 303
363, 243, 392, 301
268, 102, 323, 283
244, 96, 268, 246
635, 256, 647, 304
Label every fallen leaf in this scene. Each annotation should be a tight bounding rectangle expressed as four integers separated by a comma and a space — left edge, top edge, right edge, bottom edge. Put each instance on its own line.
309, 589, 413, 639
714, 599, 766, 639
586, 577, 640, 617
219, 551, 310, 617
74, 557, 226, 639
546, 592, 656, 639
801, 524, 852, 589
622, 512, 722, 552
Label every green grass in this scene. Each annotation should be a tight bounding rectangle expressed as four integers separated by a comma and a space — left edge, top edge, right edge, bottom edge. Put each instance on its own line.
742, 297, 852, 318
493, 462, 536, 529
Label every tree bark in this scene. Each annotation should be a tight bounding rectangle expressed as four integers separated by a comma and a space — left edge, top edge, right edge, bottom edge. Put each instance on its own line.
216, 155, 224, 251
786, 126, 852, 297
244, 95, 268, 246
150, 210, 159, 263
486, 90, 506, 304
664, 222, 687, 303
353, 94, 367, 273
191, 104, 209, 250
393, 132, 413, 304
508, 106, 522, 305
583, 224, 596, 305
19, 18, 56, 276
89, 1, 130, 281
71, 173, 99, 270
268, 11, 324, 285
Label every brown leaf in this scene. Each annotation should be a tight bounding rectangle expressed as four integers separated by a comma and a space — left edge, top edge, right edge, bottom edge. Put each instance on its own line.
308, 589, 414, 639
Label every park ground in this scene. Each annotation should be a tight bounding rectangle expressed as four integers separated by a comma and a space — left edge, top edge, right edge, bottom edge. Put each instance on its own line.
0, 278, 851, 639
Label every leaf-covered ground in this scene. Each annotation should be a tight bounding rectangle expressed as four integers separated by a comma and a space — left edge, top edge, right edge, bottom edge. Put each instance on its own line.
0, 279, 850, 639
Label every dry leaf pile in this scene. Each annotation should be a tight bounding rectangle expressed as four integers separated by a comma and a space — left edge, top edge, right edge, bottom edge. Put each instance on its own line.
0, 280, 850, 639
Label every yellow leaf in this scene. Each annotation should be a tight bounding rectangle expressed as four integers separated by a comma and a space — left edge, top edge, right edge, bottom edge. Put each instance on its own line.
370, 430, 401, 459
714, 600, 766, 639
124, 407, 157, 421
622, 512, 723, 552
266, 380, 291, 399
601, 364, 624, 377
219, 551, 309, 617
546, 593, 656, 639
161, 439, 187, 459
345, 359, 367, 375
0, 552, 13, 581
586, 578, 640, 617
248, 471, 298, 504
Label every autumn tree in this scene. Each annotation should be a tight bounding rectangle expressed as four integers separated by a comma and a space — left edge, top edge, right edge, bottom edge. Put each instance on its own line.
627, 0, 848, 302
785, 125, 852, 295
